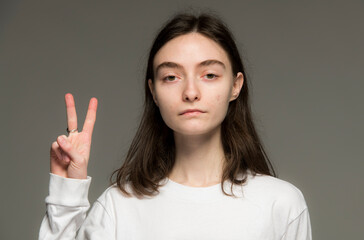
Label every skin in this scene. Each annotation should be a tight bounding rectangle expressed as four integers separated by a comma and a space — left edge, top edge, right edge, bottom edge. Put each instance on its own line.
50, 33, 244, 186
149, 33, 244, 187
50, 93, 98, 179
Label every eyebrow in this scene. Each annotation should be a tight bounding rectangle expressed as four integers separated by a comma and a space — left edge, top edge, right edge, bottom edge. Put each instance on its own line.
155, 59, 226, 75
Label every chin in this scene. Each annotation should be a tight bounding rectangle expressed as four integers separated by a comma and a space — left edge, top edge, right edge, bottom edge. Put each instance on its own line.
172, 125, 220, 137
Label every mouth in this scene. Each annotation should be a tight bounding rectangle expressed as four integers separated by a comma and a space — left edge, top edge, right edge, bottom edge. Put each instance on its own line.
179, 109, 205, 115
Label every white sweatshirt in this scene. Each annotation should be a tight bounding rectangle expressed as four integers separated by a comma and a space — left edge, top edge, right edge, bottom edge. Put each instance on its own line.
39, 172, 312, 239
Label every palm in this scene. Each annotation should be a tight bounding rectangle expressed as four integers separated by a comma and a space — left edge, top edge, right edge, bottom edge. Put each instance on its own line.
50, 93, 98, 179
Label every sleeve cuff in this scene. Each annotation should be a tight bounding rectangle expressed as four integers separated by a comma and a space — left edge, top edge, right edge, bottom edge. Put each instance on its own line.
45, 173, 92, 207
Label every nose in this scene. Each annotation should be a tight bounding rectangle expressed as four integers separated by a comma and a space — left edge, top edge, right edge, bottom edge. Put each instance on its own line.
182, 78, 200, 102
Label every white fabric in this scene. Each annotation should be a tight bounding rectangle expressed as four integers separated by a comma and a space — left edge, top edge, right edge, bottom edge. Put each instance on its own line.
39, 172, 312, 239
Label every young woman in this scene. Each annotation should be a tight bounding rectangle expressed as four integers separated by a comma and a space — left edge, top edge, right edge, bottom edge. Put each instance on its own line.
39, 12, 312, 239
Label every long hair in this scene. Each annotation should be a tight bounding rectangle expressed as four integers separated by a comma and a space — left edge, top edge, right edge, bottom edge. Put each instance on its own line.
110, 11, 277, 199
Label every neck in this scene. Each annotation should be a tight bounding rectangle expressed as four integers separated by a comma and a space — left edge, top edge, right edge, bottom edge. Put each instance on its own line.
168, 126, 225, 187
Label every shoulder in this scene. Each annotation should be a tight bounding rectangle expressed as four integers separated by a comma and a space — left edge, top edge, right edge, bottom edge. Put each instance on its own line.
239, 173, 312, 237
94, 181, 152, 207
243, 173, 308, 216
247, 174, 306, 202
96, 183, 134, 204
85, 183, 140, 224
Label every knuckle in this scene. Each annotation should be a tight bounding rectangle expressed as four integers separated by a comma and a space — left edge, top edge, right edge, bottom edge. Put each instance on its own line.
62, 144, 71, 151
78, 158, 88, 166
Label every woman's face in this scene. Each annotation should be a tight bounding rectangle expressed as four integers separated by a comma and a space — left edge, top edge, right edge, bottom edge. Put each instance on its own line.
149, 32, 244, 136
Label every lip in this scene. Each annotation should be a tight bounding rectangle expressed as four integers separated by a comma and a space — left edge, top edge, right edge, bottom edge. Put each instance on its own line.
179, 109, 205, 115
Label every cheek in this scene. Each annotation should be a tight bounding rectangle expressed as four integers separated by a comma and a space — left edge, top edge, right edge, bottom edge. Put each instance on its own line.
211, 91, 231, 116
156, 94, 177, 122
214, 90, 230, 105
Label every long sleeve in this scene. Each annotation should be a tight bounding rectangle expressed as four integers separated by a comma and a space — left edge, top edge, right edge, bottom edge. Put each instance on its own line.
39, 173, 115, 240
280, 208, 312, 240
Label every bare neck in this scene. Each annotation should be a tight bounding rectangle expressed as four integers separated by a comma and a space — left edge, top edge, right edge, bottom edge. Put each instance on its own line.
168, 126, 225, 187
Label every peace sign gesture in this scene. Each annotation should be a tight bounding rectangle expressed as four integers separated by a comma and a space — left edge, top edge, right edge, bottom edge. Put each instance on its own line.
50, 93, 98, 179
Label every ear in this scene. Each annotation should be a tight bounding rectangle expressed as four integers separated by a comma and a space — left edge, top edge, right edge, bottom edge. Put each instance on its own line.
148, 79, 159, 106
229, 72, 244, 102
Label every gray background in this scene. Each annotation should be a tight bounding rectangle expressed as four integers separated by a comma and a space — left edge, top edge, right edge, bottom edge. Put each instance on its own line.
1, 0, 363, 239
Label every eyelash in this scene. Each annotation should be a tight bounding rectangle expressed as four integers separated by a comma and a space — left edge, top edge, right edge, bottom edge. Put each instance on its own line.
204, 73, 218, 80
163, 75, 178, 81
163, 73, 218, 81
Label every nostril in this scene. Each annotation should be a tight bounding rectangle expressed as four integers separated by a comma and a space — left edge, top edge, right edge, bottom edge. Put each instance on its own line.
182, 89, 200, 101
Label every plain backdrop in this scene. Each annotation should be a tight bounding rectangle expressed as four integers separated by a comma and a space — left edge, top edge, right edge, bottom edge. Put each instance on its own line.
1, 0, 363, 239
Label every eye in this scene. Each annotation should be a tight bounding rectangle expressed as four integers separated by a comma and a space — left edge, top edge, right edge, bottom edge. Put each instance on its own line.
204, 73, 218, 80
163, 75, 177, 81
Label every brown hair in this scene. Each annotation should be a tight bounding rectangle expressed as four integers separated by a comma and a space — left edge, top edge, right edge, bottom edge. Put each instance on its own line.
110, 11, 277, 198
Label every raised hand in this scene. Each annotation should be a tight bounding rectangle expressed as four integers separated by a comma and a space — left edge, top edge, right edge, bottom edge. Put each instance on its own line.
50, 93, 98, 179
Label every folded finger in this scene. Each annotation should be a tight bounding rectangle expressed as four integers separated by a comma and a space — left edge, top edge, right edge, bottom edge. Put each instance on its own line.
57, 135, 80, 161
51, 141, 70, 164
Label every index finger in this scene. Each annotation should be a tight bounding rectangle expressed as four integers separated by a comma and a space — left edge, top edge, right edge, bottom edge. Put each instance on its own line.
82, 97, 98, 136
65, 93, 78, 133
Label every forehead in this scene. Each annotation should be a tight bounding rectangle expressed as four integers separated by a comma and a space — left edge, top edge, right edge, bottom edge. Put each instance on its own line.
153, 33, 231, 71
